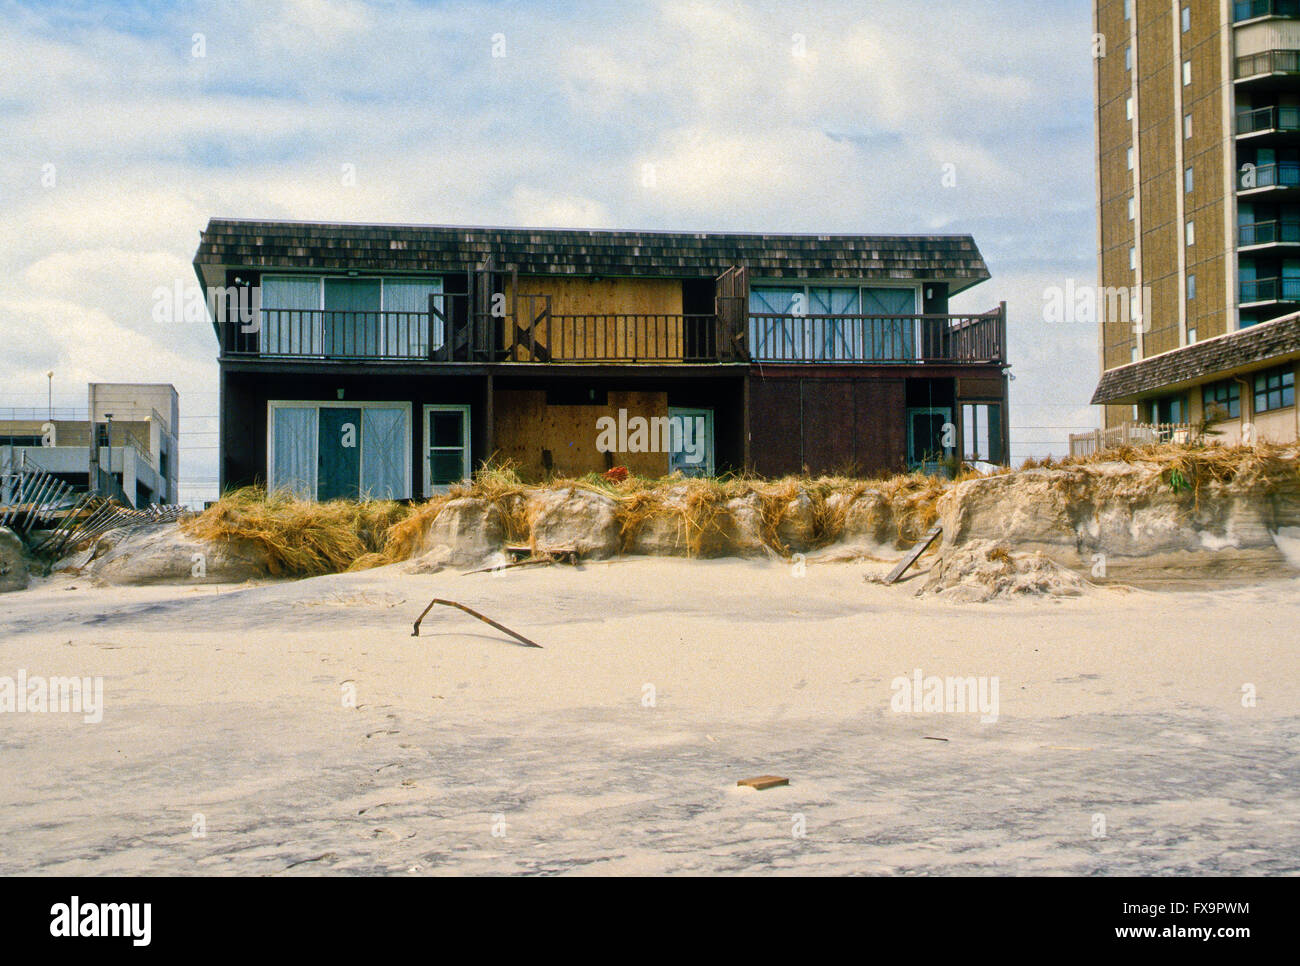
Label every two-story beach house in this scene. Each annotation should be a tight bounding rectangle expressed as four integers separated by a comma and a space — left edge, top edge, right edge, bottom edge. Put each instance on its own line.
194, 219, 1009, 500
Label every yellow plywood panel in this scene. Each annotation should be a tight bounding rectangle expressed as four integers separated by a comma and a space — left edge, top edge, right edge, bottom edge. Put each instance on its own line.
504, 276, 685, 361
493, 389, 670, 480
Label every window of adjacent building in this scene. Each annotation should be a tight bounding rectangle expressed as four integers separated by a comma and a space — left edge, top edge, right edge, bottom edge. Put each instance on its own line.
1181, 6, 1190, 32
1128, 197, 1135, 221
1183, 60, 1192, 86
0, 434, 43, 447
1254, 365, 1296, 412
1187, 274, 1196, 299
1127, 146, 1134, 170
1185, 166, 1193, 193
1125, 45, 1132, 71
1184, 113, 1192, 139
1124, 0, 1132, 20
1188, 327, 1197, 343
1186, 221, 1195, 246
1126, 97, 1134, 120
1129, 246, 1137, 270
961, 403, 1003, 464
1202, 380, 1241, 421
1153, 393, 1189, 424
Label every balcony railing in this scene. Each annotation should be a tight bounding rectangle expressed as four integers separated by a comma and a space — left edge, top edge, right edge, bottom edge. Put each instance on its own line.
1236, 48, 1300, 79
1239, 219, 1300, 244
1240, 275, 1300, 302
221, 296, 1006, 366
1240, 160, 1300, 190
746, 309, 1005, 364
1234, 0, 1300, 22
1237, 105, 1300, 134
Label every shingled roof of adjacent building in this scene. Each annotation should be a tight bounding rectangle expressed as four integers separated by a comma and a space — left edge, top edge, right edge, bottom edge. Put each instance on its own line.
1092, 312, 1300, 403
193, 219, 992, 292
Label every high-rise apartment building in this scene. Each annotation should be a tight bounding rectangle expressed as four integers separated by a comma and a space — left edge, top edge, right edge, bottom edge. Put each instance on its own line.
1090, 0, 1298, 445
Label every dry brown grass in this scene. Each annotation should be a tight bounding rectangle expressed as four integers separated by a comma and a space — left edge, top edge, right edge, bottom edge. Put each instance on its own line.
182, 487, 409, 576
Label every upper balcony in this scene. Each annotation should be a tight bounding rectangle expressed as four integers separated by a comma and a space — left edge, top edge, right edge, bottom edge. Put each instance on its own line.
1234, 0, 1300, 24
1235, 49, 1300, 94
217, 294, 1007, 368
1239, 275, 1300, 305
1236, 104, 1300, 138
1238, 218, 1300, 247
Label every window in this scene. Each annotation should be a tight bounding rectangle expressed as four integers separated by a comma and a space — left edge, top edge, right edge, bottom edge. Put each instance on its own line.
1185, 165, 1194, 193
1187, 274, 1196, 299
1183, 60, 1192, 86
1184, 113, 1192, 139
268, 401, 411, 501
0, 435, 42, 447
1128, 196, 1136, 220
1153, 393, 1189, 424
1127, 146, 1134, 170
1182, 6, 1190, 32
1130, 246, 1137, 270
748, 284, 918, 361
961, 403, 1003, 464
1254, 366, 1296, 412
424, 405, 471, 494
1124, 0, 1132, 19
1125, 45, 1132, 71
1188, 327, 1197, 343
1202, 380, 1241, 420
1186, 221, 1195, 246
1126, 97, 1134, 120
259, 275, 444, 357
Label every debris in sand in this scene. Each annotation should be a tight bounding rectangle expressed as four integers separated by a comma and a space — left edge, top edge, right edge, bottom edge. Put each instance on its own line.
411, 597, 543, 648
884, 523, 943, 585
737, 775, 789, 790
916, 539, 1093, 602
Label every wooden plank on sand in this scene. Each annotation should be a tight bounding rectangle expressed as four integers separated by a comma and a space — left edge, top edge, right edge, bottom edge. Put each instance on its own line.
884, 524, 943, 585
737, 775, 789, 790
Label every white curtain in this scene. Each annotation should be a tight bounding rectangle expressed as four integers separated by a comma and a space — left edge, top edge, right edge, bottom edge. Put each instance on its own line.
748, 287, 802, 360
261, 277, 321, 355
861, 287, 916, 360
809, 287, 860, 360
383, 278, 442, 356
360, 407, 408, 500
272, 407, 317, 498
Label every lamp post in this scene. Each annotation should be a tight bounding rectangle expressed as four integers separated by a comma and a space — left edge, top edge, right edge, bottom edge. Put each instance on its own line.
104, 413, 113, 479
46, 371, 53, 422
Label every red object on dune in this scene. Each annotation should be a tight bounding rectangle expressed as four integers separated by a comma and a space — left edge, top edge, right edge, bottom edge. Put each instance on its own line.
603, 466, 629, 482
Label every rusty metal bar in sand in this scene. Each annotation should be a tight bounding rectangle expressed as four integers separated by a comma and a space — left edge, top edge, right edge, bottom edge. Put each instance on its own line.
411, 598, 543, 648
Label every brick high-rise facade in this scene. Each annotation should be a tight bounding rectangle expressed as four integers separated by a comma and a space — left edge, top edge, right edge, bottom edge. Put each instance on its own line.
1091, 0, 1298, 444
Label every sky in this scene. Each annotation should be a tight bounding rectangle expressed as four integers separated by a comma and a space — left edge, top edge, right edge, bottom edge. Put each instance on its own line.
0, 0, 1099, 503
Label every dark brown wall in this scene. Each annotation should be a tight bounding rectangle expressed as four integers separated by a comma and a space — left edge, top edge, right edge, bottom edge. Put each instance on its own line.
748, 374, 909, 477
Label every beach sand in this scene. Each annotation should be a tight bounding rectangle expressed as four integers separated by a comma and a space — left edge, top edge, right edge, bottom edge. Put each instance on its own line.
1, 556, 1297, 875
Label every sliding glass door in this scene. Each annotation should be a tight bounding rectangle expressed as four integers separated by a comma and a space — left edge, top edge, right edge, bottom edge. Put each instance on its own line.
269, 402, 411, 501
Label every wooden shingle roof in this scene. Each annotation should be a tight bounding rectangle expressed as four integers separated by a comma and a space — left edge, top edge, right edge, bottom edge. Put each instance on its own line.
193, 219, 992, 291
1092, 313, 1300, 403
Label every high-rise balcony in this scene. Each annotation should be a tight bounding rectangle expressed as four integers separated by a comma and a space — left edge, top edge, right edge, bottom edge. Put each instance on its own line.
1239, 275, 1300, 304
1238, 160, 1300, 193
1236, 48, 1300, 81
1239, 219, 1300, 246
1236, 104, 1300, 136
1234, 0, 1300, 23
